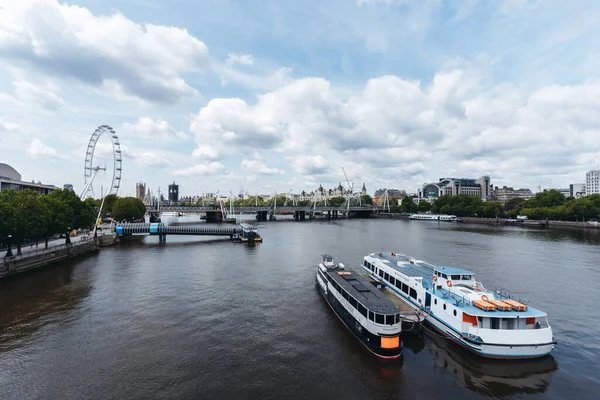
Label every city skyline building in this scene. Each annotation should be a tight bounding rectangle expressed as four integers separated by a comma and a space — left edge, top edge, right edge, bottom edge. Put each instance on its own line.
569, 183, 586, 198
493, 186, 533, 203
418, 176, 492, 203
136, 182, 147, 201
586, 170, 600, 196
168, 181, 179, 203
0, 163, 57, 194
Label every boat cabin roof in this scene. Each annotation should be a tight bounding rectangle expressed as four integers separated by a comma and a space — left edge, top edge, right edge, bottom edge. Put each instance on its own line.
436, 287, 547, 317
435, 266, 474, 276
327, 269, 400, 315
239, 223, 258, 231
367, 253, 435, 278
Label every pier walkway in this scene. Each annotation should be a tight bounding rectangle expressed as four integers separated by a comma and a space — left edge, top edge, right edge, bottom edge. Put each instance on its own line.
115, 223, 261, 242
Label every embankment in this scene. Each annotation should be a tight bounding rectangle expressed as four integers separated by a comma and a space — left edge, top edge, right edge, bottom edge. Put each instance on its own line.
1, 240, 100, 279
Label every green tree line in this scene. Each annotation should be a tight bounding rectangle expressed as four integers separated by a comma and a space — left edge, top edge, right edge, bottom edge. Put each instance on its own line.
1, 189, 147, 256
511, 190, 600, 221
0, 189, 96, 255
389, 190, 600, 221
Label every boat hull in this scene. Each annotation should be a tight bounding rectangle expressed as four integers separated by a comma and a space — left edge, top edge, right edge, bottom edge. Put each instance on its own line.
315, 279, 402, 360
424, 315, 555, 359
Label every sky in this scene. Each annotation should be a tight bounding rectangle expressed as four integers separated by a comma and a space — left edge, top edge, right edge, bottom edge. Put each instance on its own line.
1, 0, 599, 198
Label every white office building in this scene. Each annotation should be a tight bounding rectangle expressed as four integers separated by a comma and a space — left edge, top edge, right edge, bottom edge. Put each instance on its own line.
569, 183, 586, 198
586, 170, 600, 195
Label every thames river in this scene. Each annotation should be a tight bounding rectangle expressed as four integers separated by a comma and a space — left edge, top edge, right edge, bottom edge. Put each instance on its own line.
1, 218, 598, 400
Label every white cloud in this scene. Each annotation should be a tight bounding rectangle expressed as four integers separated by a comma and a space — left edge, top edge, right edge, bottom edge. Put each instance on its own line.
12, 80, 66, 111
27, 139, 65, 160
173, 162, 226, 177
122, 117, 188, 141
188, 66, 600, 189
240, 154, 283, 175
0, 119, 20, 133
292, 155, 330, 176
0, 0, 209, 104
134, 152, 173, 168
226, 53, 254, 66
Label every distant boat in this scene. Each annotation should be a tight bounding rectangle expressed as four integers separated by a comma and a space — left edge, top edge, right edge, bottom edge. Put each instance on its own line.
160, 211, 185, 223
409, 214, 457, 221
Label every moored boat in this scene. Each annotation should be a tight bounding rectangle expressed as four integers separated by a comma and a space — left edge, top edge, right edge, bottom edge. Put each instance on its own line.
316, 255, 403, 359
361, 252, 556, 359
409, 213, 457, 221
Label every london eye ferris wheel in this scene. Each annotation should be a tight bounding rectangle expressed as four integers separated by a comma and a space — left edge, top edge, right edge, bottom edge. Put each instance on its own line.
79, 125, 122, 199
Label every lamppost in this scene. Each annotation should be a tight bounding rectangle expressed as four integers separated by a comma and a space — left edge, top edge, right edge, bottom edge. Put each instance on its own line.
66, 227, 71, 244
6, 234, 12, 257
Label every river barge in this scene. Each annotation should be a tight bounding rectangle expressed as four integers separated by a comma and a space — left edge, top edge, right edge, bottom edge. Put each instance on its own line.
316, 255, 402, 359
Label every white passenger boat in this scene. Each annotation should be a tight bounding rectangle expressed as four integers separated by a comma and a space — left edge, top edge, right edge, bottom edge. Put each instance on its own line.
316, 255, 403, 359
160, 211, 185, 223
361, 252, 556, 359
409, 214, 457, 221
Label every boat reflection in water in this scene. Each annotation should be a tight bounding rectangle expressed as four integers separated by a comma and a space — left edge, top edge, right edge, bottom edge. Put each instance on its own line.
422, 331, 558, 397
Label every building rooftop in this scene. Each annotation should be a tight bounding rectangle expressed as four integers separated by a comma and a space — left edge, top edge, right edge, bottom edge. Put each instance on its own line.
0, 163, 57, 191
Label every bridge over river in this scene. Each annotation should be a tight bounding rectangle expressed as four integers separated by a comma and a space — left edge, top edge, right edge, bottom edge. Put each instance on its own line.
146, 205, 381, 221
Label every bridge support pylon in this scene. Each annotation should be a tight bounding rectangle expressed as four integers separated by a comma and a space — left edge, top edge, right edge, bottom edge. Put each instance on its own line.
256, 211, 268, 221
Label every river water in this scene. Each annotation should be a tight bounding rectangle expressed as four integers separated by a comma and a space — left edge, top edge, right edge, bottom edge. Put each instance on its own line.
1, 218, 599, 400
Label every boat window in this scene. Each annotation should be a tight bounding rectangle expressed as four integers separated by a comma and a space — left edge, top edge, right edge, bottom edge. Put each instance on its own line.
390, 277, 396, 287
369, 311, 375, 322
402, 283, 408, 294
395, 314, 400, 323
491, 318, 500, 329
453, 310, 457, 316
451, 275, 460, 280
363, 260, 367, 267
409, 288, 417, 299
349, 296, 357, 308
461, 275, 472, 280
342, 290, 348, 301
385, 315, 394, 325
506, 318, 515, 330
384, 272, 389, 282
434, 299, 437, 305
442, 274, 448, 279
357, 303, 367, 318
375, 314, 384, 324
378, 269, 384, 278
443, 304, 446, 310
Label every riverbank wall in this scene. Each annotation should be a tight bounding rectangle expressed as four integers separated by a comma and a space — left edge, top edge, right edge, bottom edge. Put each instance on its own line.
1, 240, 100, 280
375, 213, 600, 230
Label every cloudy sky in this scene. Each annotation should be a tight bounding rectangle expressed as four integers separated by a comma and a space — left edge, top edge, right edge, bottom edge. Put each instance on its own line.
1, 0, 599, 197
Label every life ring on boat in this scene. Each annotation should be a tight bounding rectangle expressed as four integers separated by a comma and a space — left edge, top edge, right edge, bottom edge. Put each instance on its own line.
481, 295, 489, 302
433, 275, 438, 282
446, 280, 452, 287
